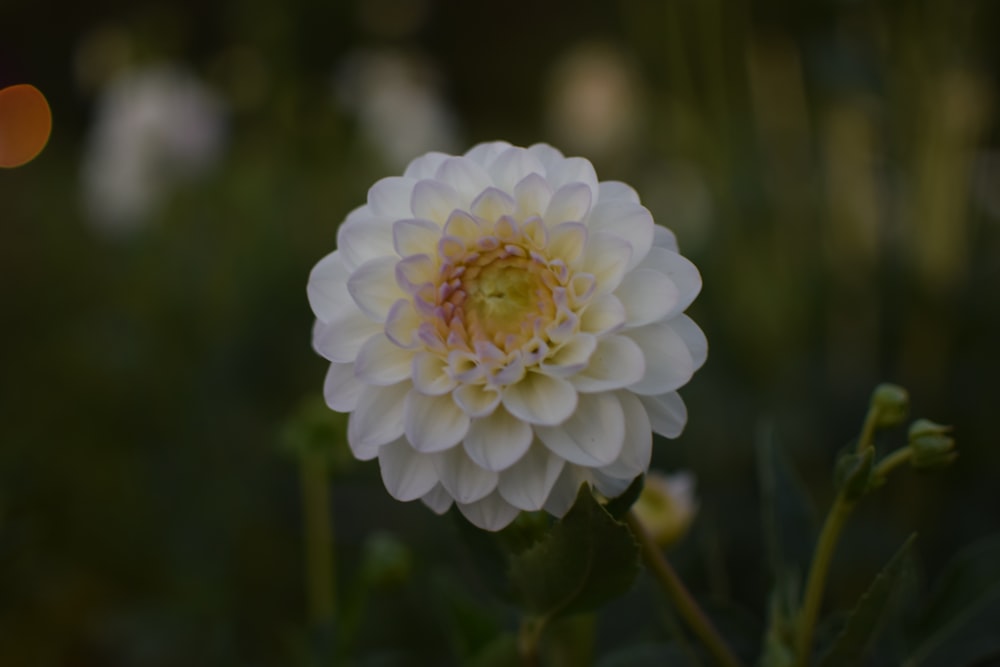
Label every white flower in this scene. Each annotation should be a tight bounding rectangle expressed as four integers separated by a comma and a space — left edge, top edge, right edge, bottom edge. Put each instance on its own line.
308, 142, 706, 531
81, 64, 227, 235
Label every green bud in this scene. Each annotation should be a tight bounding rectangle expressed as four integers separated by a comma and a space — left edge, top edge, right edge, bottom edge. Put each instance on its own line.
361, 532, 412, 590
870, 383, 910, 429
835, 445, 876, 501
908, 420, 956, 470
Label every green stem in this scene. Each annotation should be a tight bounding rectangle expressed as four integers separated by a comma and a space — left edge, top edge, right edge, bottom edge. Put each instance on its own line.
301, 451, 335, 626
626, 511, 744, 667
794, 493, 853, 667
856, 405, 880, 455
873, 447, 913, 480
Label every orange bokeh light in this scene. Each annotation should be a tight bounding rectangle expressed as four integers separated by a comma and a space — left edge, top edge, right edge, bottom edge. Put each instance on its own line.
0, 84, 53, 168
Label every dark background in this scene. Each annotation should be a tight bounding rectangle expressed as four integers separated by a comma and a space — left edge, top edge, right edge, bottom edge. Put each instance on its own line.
2, 0, 999, 664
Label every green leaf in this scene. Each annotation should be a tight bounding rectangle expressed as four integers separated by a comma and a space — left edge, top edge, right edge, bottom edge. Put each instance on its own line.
603, 474, 645, 520
508, 484, 640, 620
817, 533, 916, 667
595, 642, 699, 667
756, 423, 817, 665
906, 533, 1000, 666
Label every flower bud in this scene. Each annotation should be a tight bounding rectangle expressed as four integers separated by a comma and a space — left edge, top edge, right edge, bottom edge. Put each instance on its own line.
908, 419, 956, 470
630, 471, 698, 548
870, 383, 910, 429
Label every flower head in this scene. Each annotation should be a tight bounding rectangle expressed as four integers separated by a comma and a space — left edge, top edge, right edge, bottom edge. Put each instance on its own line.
308, 141, 706, 530
630, 470, 699, 548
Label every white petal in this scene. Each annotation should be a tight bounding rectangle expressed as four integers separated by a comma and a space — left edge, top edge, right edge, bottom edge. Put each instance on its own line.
378, 437, 439, 501
368, 176, 419, 218
545, 183, 592, 226
385, 299, 422, 348
354, 333, 413, 385
543, 466, 590, 517
581, 231, 632, 293
591, 471, 634, 499
536, 392, 625, 466
526, 143, 566, 171
464, 141, 512, 168
404, 390, 471, 453
312, 315, 381, 364
586, 200, 655, 271
435, 156, 493, 199
488, 146, 546, 193
579, 293, 626, 335
653, 224, 679, 252
393, 218, 440, 257
347, 257, 405, 322
470, 187, 517, 221
462, 407, 533, 472
638, 247, 702, 319
347, 382, 409, 460
411, 179, 462, 224
411, 351, 457, 395
616, 268, 680, 328
323, 361, 363, 412
624, 322, 698, 395
456, 491, 520, 531
337, 210, 397, 271
403, 151, 449, 179
394, 254, 436, 292
546, 222, 588, 264
497, 444, 566, 511
540, 334, 597, 377
598, 391, 652, 479
669, 314, 708, 372
545, 156, 599, 205
433, 447, 499, 504
597, 180, 640, 205
307, 250, 353, 323
513, 172, 552, 221
639, 391, 688, 439
571, 334, 645, 393
420, 483, 454, 514
502, 372, 578, 426
453, 383, 502, 417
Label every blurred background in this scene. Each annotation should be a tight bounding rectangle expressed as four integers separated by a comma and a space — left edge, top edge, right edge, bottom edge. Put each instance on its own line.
2, 0, 999, 664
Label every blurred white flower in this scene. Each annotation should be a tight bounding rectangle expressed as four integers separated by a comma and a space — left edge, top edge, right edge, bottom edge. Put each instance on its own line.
545, 44, 644, 160
630, 470, 699, 548
308, 142, 706, 530
81, 64, 227, 235
335, 50, 459, 170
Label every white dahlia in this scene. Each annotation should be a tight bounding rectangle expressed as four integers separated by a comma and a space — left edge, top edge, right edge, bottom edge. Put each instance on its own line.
308, 141, 706, 531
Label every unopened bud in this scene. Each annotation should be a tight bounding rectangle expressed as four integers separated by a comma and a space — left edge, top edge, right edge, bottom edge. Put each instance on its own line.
630, 471, 698, 549
870, 383, 910, 429
908, 419, 956, 470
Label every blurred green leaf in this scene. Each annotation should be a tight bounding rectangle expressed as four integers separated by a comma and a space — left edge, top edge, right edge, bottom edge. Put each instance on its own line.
757, 423, 816, 666
817, 533, 916, 667
595, 641, 698, 667
467, 634, 520, 667
905, 534, 1000, 666
508, 484, 640, 620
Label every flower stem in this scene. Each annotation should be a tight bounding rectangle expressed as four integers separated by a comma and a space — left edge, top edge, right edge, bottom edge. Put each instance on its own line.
626, 511, 744, 667
873, 447, 913, 480
518, 617, 545, 667
794, 493, 853, 667
301, 450, 336, 626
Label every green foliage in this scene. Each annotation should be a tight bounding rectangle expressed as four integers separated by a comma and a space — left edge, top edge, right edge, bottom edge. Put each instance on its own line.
508, 485, 640, 620
757, 425, 816, 667
817, 534, 916, 667
603, 475, 645, 520
905, 534, 1000, 666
